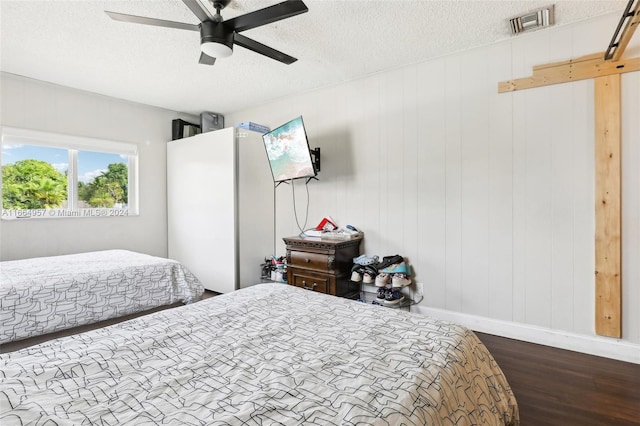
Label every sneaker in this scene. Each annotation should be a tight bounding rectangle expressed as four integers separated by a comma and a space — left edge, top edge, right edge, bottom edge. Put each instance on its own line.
376, 286, 388, 300
350, 264, 363, 282
375, 273, 390, 287
353, 254, 379, 266
384, 288, 405, 305
391, 273, 411, 288
377, 255, 404, 270
380, 261, 410, 276
362, 266, 377, 284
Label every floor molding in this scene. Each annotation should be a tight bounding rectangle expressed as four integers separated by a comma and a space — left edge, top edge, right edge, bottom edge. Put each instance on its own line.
412, 306, 640, 364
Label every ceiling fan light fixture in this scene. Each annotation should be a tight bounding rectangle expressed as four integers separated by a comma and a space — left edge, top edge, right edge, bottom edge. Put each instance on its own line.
201, 41, 233, 58
106, 0, 308, 66
200, 21, 234, 58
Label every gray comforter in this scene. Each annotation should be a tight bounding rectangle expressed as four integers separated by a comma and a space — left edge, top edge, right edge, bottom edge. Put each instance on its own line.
0, 283, 518, 425
0, 249, 203, 344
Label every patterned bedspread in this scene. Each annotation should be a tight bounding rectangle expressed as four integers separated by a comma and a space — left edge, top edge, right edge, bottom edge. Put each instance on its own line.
0, 284, 518, 425
0, 249, 203, 344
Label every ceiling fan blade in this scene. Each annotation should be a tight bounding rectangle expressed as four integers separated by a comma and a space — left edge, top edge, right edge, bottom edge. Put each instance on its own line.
198, 52, 217, 65
105, 11, 199, 31
182, 0, 215, 22
234, 33, 297, 64
225, 0, 308, 33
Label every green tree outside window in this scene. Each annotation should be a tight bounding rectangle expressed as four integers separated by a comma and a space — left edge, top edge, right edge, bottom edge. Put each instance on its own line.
2, 159, 67, 209
2, 160, 128, 210
78, 163, 128, 208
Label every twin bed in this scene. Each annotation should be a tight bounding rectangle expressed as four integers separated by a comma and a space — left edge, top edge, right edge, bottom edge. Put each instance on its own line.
0, 251, 519, 425
0, 249, 203, 346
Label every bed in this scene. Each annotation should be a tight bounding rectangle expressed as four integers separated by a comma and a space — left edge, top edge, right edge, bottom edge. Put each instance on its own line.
0, 249, 204, 345
0, 283, 519, 425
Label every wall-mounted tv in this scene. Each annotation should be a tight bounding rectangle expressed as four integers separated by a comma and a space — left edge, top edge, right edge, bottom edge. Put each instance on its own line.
262, 116, 317, 183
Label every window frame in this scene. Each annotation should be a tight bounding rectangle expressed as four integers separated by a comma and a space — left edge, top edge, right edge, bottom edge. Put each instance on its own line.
1, 126, 139, 219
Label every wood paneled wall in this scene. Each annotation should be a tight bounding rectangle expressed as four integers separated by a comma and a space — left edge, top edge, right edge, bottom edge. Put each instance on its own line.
227, 12, 640, 346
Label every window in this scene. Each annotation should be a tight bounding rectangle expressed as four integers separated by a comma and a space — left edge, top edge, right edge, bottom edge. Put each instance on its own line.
1, 127, 138, 219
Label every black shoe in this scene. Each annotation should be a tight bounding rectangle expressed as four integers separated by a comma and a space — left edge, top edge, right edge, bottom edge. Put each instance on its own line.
350, 264, 364, 282
377, 255, 404, 270
376, 286, 389, 300
384, 288, 405, 305
361, 265, 378, 284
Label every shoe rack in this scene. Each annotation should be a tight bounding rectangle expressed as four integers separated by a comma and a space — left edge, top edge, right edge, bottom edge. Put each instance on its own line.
355, 282, 414, 311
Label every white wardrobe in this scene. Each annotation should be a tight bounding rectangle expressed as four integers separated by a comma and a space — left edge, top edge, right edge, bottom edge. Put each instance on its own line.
167, 127, 274, 293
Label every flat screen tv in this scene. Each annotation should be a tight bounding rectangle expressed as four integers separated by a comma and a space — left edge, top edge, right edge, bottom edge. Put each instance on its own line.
262, 116, 317, 183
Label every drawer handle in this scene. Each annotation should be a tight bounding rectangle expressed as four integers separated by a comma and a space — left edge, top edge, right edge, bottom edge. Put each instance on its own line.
305, 258, 311, 263
301, 281, 317, 291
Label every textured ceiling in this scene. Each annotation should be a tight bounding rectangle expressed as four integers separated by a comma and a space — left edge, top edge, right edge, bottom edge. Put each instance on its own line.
0, 0, 629, 115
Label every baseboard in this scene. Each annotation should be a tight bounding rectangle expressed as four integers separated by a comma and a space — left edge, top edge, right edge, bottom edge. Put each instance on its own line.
412, 306, 640, 365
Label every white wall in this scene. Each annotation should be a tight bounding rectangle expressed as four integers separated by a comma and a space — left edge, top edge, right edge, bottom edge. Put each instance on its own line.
226, 12, 640, 359
0, 73, 197, 260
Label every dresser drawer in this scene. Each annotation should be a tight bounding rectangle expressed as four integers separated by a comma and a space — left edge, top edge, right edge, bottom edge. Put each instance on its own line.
283, 235, 362, 298
291, 272, 328, 293
289, 250, 329, 271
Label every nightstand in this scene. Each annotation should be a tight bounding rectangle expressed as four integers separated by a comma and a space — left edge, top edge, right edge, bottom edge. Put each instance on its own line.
283, 234, 363, 299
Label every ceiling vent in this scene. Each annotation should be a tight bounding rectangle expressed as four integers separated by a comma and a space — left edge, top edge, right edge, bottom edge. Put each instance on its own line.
509, 5, 555, 35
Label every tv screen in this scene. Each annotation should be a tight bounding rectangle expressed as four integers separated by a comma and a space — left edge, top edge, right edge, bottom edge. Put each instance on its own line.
262, 116, 316, 183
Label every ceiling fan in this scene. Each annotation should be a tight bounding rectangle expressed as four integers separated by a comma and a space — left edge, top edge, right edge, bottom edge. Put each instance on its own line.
105, 0, 308, 66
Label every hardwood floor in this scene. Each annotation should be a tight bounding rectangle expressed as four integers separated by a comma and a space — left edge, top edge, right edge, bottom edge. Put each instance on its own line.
475, 332, 640, 426
202, 289, 220, 299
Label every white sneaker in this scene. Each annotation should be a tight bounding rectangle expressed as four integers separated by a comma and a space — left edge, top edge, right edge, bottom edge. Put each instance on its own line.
375, 273, 390, 287
363, 271, 376, 284
391, 273, 411, 288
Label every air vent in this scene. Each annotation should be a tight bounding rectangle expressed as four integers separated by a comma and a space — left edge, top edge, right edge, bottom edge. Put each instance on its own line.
509, 5, 555, 35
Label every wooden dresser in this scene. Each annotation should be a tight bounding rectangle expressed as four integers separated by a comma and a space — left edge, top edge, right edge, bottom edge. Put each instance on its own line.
283, 234, 363, 299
